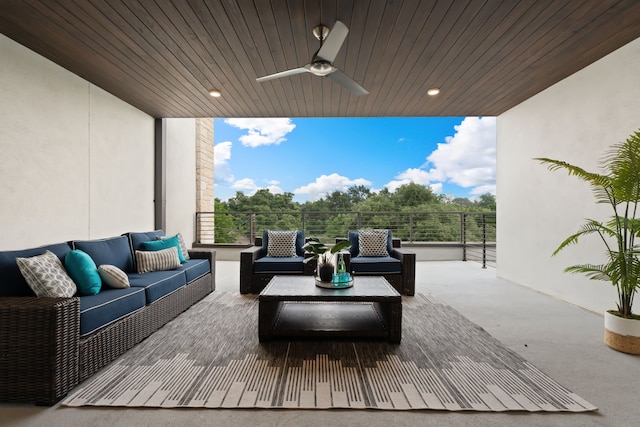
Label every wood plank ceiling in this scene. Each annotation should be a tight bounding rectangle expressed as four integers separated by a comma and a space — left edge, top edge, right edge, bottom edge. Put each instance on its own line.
1, 0, 640, 118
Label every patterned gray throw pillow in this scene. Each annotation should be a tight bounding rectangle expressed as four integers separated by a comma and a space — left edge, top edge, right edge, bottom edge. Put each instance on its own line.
266, 230, 297, 257
358, 229, 389, 257
16, 250, 77, 297
157, 232, 190, 260
135, 246, 181, 273
98, 264, 130, 288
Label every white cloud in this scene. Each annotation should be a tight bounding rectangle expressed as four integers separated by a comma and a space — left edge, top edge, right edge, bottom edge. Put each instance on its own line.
213, 141, 234, 182
468, 183, 496, 196
429, 182, 443, 194
384, 169, 444, 194
424, 116, 496, 191
385, 168, 431, 192
385, 116, 496, 195
231, 178, 283, 195
294, 173, 372, 201
224, 118, 296, 147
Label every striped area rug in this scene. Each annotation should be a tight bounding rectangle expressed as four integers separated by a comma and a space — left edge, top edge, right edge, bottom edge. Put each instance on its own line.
62, 292, 597, 411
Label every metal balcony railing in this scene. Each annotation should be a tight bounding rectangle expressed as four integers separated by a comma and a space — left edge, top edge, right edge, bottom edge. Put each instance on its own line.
196, 210, 496, 268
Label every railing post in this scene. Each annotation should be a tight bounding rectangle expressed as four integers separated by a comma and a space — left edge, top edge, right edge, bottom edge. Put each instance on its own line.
357, 212, 362, 229
250, 213, 256, 245
195, 212, 200, 244
462, 213, 467, 261
482, 213, 487, 269
409, 212, 413, 243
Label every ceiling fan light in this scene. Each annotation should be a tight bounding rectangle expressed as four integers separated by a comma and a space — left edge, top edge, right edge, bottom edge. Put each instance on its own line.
427, 87, 440, 96
309, 61, 335, 76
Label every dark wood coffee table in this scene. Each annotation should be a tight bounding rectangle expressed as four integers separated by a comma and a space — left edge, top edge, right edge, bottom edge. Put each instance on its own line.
258, 275, 402, 343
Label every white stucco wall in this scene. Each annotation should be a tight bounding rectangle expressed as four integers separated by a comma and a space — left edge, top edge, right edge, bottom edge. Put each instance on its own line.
497, 37, 640, 314
1, 35, 91, 248
0, 35, 157, 249
165, 118, 197, 248
89, 86, 155, 237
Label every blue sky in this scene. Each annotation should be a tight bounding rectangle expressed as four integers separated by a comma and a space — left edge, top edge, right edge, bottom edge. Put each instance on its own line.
214, 116, 496, 203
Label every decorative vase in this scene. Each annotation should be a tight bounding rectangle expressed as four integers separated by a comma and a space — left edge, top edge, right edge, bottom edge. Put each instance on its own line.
318, 263, 334, 282
604, 311, 640, 355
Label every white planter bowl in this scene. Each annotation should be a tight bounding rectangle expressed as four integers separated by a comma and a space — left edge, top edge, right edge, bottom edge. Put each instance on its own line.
604, 311, 640, 354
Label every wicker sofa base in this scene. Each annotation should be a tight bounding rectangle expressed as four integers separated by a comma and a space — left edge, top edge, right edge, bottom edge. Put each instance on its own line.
79, 272, 213, 382
1, 244, 214, 406
0, 297, 80, 405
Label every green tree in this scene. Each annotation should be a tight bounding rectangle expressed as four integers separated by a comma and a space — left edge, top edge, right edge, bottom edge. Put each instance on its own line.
213, 199, 236, 243
347, 185, 372, 204
476, 193, 496, 210
391, 183, 438, 208
452, 197, 474, 208
323, 190, 352, 211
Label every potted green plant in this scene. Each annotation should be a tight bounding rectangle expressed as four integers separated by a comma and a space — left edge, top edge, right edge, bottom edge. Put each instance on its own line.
303, 238, 351, 282
536, 129, 640, 354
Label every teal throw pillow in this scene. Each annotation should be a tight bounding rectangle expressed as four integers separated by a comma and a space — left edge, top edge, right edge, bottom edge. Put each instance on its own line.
65, 249, 102, 296
140, 234, 186, 263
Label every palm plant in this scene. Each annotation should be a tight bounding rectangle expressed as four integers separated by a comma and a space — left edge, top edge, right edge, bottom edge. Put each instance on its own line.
536, 130, 640, 318
303, 238, 351, 266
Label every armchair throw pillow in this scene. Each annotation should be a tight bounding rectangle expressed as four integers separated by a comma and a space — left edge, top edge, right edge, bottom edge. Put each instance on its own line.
266, 230, 298, 257
358, 229, 390, 257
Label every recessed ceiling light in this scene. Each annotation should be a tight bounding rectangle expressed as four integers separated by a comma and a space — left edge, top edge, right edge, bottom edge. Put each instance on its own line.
208, 89, 222, 97
427, 87, 440, 96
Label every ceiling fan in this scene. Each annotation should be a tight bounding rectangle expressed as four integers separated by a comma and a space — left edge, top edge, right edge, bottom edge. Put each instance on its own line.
256, 21, 368, 96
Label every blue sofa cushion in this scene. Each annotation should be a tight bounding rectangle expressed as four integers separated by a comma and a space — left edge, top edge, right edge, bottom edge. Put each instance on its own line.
79, 287, 146, 336
177, 258, 210, 283
126, 230, 165, 273
348, 230, 393, 257
0, 242, 71, 296
127, 230, 165, 252
65, 249, 102, 296
349, 256, 402, 274
262, 230, 305, 256
72, 236, 133, 273
128, 269, 186, 304
254, 256, 305, 273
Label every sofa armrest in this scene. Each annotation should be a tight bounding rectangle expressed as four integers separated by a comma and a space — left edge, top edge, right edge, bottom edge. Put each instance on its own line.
188, 249, 216, 291
0, 297, 80, 404
188, 249, 216, 265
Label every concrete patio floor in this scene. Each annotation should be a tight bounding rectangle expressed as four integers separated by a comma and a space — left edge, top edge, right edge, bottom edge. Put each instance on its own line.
2, 261, 639, 427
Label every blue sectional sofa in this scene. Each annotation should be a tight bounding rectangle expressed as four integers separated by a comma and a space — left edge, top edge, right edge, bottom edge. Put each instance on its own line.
0, 230, 215, 405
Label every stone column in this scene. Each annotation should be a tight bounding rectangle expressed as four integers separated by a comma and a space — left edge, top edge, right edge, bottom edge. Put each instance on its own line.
195, 118, 215, 244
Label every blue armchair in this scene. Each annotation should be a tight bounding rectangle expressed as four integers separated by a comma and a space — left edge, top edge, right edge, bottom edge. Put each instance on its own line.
337, 230, 415, 295
240, 230, 314, 294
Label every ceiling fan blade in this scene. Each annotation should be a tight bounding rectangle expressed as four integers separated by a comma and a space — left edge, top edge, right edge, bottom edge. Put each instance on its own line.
256, 67, 309, 82
326, 69, 369, 96
316, 20, 349, 63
